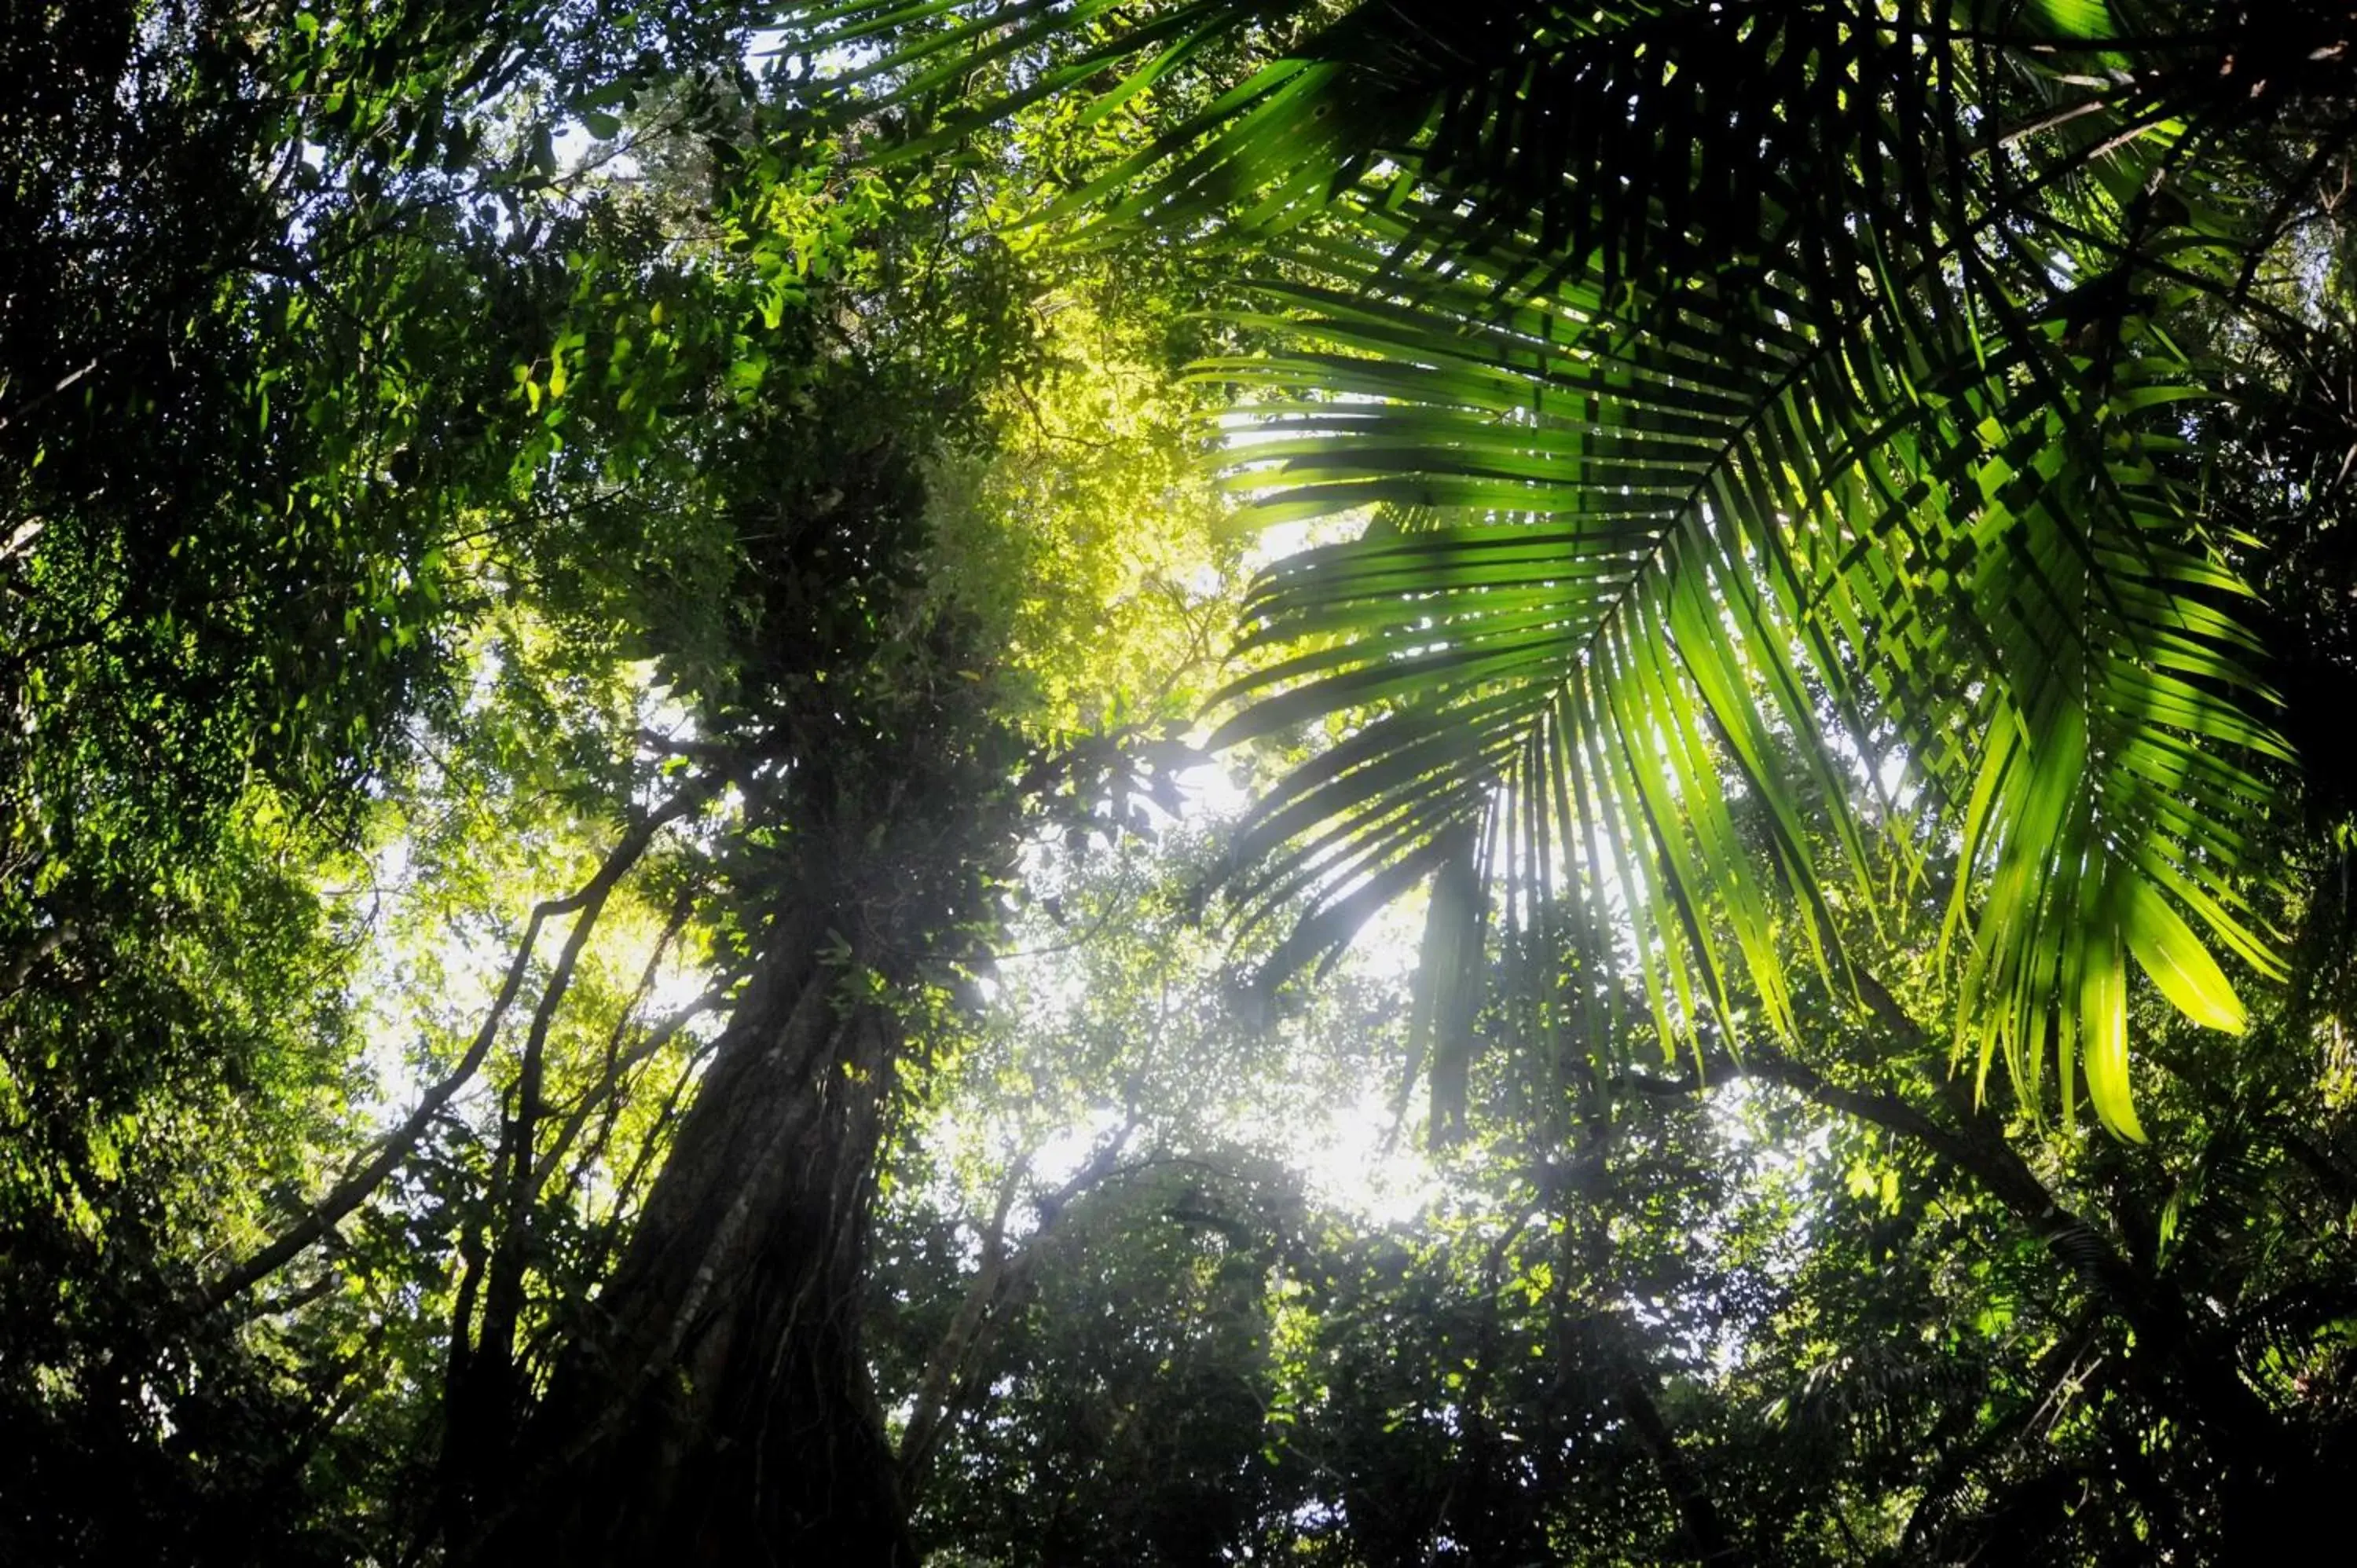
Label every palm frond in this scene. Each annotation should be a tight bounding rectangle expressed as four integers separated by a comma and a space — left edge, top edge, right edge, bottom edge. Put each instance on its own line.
1191, 14, 2288, 1135
784, 0, 2305, 1134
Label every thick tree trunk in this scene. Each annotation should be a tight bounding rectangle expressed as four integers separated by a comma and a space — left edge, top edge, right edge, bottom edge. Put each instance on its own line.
460, 914, 918, 1566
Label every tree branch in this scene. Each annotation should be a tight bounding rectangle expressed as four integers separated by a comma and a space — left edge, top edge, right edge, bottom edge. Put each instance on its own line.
896, 1122, 1141, 1491
185, 781, 714, 1317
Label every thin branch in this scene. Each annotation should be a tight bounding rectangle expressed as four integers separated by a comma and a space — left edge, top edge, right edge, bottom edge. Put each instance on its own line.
530, 987, 720, 1205
896, 1120, 1142, 1489
183, 780, 714, 1317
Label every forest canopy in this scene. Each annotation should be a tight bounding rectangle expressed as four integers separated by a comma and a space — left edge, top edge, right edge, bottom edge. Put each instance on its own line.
5, 1, 2357, 1563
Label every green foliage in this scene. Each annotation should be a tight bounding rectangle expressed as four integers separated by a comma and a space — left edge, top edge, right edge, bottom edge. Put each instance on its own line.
877, 819, 2357, 1563
796, 0, 2357, 1138
925, 291, 1238, 738
12, 2, 2357, 1564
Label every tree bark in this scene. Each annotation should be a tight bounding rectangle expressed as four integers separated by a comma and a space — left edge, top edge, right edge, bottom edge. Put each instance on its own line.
455, 909, 918, 1566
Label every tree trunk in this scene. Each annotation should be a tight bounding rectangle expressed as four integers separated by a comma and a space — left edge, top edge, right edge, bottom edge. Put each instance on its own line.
459, 910, 918, 1566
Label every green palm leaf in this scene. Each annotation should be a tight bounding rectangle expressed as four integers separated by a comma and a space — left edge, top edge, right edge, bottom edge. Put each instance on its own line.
786, 0, 2305, 1135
